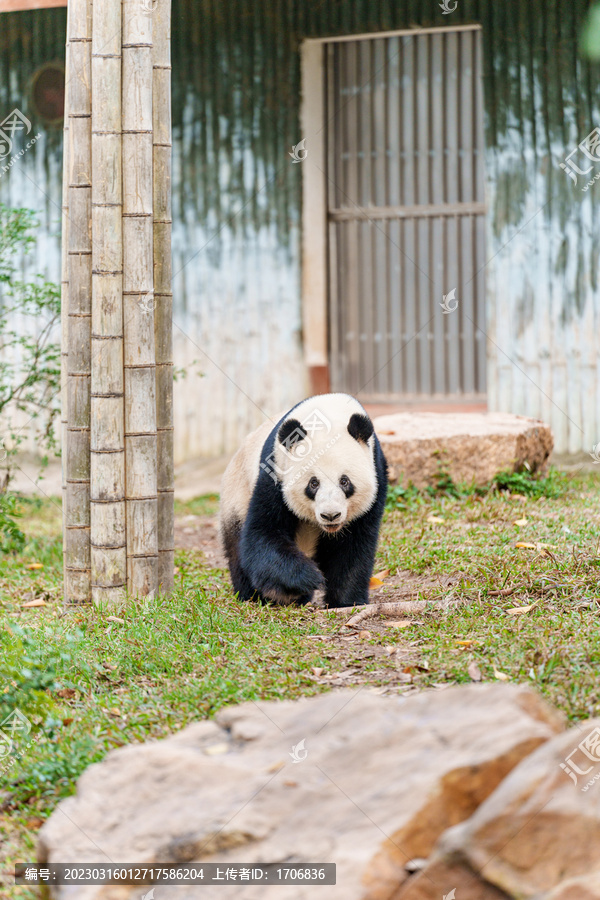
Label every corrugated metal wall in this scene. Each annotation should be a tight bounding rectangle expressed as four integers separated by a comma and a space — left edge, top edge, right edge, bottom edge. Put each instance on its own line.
1, 1, 599, 457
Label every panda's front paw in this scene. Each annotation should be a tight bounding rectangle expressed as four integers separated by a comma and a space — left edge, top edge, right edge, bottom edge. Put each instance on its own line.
307, 587, 326, 608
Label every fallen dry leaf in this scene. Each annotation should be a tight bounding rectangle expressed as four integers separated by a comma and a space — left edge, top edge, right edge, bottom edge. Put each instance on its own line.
56, 688, 77, 699
386, 619, 413, 629
506, 602, 538, 615
26, 563, 43, 570
494, 669, 509, 681
358, 630, 371, 639
62, 717, 74, 727
427, 515, 445, 524
106, 615, 124, 624
468, 662, 482, 682
311, 666, 324, 676
22, 598, 46, 608
515, 541, 555, 550
108, 708, 122, 718
369, 577, 384, 588
26, 818, 44, 830
373, 568, 390, 581
457, 639, 476, 646
513, 517, 528, 527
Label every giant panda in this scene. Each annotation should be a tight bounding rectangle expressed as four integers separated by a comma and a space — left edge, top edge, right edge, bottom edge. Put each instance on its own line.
219, 393, 388, 608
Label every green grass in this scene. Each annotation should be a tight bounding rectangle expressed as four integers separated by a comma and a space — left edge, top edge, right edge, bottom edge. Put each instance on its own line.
2, 469, 600, 895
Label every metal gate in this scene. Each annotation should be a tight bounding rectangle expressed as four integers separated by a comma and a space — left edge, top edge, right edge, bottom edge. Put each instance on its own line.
325, 25, 486, 400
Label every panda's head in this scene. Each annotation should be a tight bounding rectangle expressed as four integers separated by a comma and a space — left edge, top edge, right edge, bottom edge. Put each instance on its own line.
275, 406, 378, 534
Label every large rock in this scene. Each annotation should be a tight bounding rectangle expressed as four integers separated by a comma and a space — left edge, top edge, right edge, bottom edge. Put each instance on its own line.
374, 412, 553, 488
395, 721, 600, 900
38, 685, 562, 900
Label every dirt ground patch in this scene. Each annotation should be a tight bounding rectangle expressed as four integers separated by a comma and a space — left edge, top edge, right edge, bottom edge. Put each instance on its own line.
175, 514, 227, 568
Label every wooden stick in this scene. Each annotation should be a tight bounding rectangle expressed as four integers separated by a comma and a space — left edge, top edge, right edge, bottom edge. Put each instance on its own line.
64, 0, 92, 605
90, 0, 126, 607
331, 601, 429, 628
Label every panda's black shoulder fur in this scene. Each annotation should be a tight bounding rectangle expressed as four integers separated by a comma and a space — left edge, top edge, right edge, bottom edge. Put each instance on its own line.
232, 406, 388, 608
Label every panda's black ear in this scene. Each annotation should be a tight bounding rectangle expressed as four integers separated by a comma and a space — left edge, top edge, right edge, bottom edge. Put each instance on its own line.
348, 413, 373, 443
278, 418, 307, 449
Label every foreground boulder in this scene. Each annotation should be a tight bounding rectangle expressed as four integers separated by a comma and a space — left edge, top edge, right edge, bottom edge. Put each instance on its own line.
38, 684, 561, 900
395, 720, 600, 899
374, 412, 553, 488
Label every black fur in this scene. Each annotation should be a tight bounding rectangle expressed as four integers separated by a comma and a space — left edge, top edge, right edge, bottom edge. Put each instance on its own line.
348, 413, 374, 443
225, 402, 388, 608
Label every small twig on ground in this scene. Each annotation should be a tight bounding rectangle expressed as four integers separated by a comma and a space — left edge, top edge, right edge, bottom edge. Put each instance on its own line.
330, 600, 428, 628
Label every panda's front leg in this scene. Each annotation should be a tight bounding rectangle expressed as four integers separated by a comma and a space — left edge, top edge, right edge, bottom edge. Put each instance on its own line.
240, 494, 324, 604
316, 515, 380, 609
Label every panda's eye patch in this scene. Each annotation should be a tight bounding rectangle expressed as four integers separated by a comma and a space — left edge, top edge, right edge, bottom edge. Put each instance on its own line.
340, 475, 354, 496
305, 476, 320, 500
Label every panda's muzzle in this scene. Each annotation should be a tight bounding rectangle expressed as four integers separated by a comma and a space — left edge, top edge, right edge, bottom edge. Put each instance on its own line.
319, 511, 343, 533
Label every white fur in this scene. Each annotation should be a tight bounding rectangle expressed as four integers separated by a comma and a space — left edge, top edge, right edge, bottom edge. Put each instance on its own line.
275, 394, 377, 532
219, 394, 378, 549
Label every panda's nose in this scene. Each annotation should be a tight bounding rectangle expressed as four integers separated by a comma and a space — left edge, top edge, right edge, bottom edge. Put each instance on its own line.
321, 511, 341, 522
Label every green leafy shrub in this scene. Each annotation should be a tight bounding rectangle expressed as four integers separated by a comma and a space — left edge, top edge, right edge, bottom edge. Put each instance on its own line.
0, 204, 61, 548
0, 493, 26, 553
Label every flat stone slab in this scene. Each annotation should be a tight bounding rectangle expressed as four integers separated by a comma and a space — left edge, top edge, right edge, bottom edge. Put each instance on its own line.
374, 412, 553, 488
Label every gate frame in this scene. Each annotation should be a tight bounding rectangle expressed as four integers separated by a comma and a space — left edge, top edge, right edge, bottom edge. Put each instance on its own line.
300, 23, 484, 399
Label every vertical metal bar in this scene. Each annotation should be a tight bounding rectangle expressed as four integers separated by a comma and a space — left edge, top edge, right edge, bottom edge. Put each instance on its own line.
402, 34, 417, 394
444, 31, 460, 394
327, 43, 340, 391
416, 33, 430, 395
372, 37, 387, 395
459, 28, 475, 395
387, 36, 402, 394
473, 29, 486, 394
358, 38, 373, 394
345, 41, 360, 394
431, 31, 445, 395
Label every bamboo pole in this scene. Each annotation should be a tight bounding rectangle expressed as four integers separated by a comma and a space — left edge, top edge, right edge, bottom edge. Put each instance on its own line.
64, 0, 92, 604
60, 17, 70, 575
122, 0, 159, 597
153, 0, 174, 595
90, 0, 126, 607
